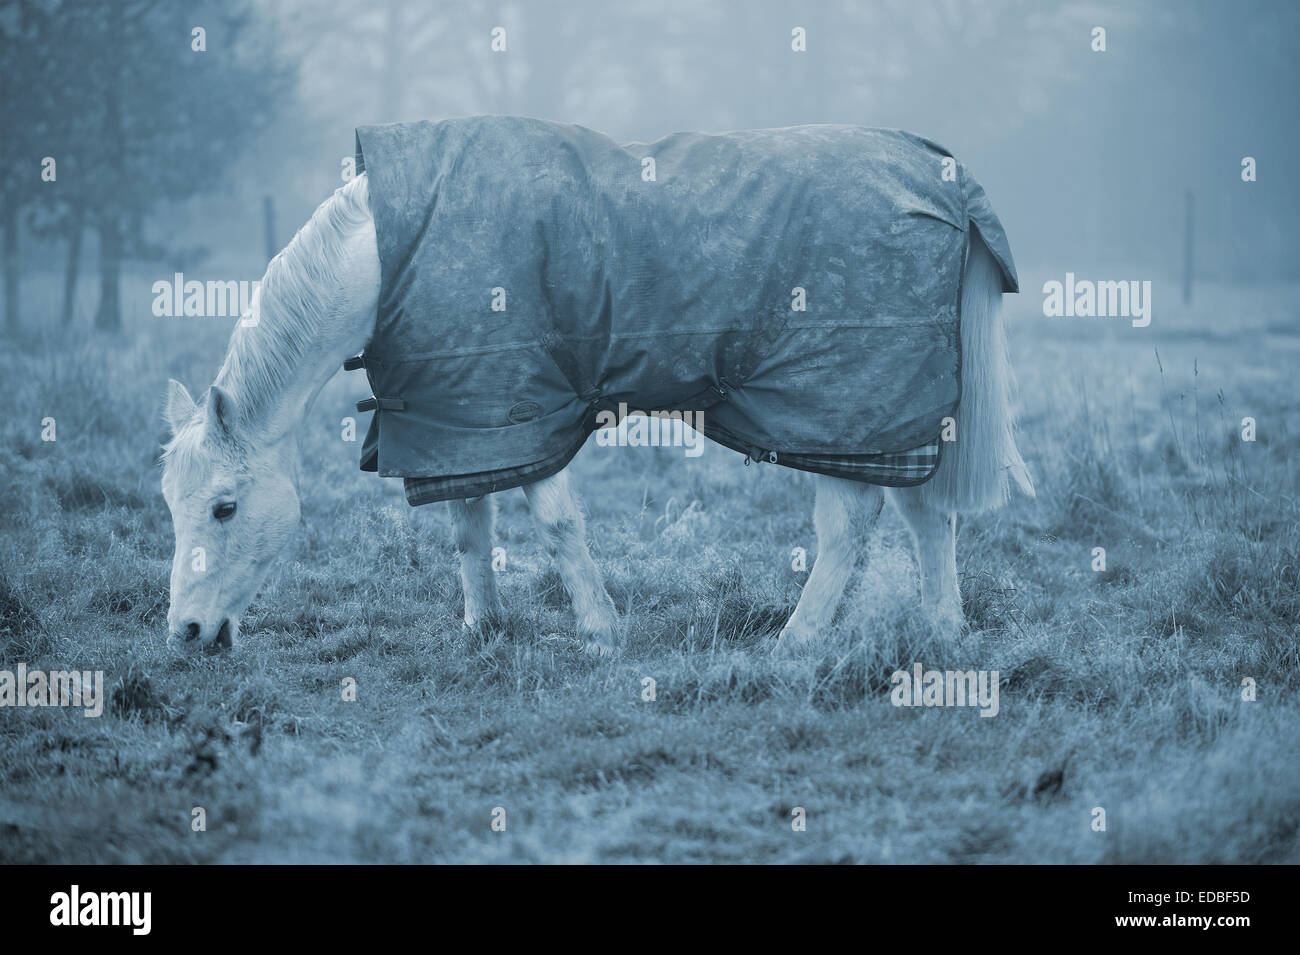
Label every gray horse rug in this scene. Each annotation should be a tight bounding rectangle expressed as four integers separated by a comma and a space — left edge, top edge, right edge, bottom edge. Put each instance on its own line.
347, 116, 1018, 505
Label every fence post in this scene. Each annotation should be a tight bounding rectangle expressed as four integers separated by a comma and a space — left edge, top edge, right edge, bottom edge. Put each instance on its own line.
263, 195, 276, 264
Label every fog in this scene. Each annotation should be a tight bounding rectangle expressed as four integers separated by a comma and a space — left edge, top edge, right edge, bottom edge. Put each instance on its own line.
3, 0, 1297, 332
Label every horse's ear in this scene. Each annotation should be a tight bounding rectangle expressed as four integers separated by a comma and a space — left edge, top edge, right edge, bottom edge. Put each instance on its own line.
164, 379, 197, 436
204, 385, 238, 444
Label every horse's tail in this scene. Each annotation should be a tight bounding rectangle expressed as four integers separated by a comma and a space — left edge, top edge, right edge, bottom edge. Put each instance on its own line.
920, 228, 1034, 514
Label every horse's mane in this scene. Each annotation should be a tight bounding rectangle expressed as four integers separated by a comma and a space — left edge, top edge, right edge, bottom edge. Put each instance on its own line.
162, 174, 371, 474
214, 173, 373, 428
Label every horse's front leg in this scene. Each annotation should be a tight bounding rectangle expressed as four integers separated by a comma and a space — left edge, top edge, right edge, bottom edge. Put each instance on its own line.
522, 467, 619, 656
449, 495, 505, 633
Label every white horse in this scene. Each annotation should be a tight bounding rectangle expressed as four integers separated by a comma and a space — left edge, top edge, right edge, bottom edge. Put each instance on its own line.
161, 172, 1032, 654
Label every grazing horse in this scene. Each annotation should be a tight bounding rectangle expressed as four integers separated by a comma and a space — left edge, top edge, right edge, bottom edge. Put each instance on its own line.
161, 120, 1032, 655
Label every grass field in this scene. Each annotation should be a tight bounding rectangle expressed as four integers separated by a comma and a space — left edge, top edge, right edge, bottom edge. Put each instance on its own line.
1, 270, 1297, 863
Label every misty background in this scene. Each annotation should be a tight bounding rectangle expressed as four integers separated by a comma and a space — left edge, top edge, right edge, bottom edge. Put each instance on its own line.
2, 0, 1298, 867
1, 0, 1297, 335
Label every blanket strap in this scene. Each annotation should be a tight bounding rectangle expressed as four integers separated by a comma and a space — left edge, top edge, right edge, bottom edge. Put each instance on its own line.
536, 330, 617, 429
340, 352, 387, 474
355, 396, 407, 413
342, 354, 407, 412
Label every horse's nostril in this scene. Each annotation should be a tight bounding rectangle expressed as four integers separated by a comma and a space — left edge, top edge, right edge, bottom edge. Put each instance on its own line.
213, 619, 233, 649
185, 622, 200, 641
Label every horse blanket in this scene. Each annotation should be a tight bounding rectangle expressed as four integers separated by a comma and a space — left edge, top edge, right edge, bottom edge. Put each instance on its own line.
348, 117, 1018, 505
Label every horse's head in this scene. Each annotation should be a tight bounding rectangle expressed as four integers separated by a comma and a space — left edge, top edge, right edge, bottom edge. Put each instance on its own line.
160, 379, 300, 651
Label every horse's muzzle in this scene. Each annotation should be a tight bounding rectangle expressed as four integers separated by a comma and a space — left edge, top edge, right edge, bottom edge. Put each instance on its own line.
167, 618, 234, 652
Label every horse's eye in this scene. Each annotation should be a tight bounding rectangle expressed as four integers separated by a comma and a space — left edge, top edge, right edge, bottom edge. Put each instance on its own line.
213, 501, 237, 521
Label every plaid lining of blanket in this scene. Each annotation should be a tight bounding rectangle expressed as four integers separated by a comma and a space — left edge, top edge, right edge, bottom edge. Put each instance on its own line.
403, 432, 589, 506
402, 440, 942, 507
771, 441, 941, 485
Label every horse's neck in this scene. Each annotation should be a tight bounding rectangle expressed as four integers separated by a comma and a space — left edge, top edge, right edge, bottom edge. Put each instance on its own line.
213, 222, 379, 450
227, 314, 371, 443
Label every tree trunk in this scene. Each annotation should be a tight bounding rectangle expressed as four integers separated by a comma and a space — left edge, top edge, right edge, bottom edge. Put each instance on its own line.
94, 0, 126, 332
3, 202, 18, 334
94, 217, 122, 331
61, 209, 85, 326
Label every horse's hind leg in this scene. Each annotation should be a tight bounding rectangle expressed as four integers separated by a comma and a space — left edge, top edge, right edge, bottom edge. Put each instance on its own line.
450, 495, 505, 633
523, 467, 620, 656
777, 476, 884, 648
886, 485, 964, 632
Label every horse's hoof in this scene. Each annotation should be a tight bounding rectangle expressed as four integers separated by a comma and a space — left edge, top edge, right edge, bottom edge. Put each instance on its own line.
773, 621, 814, 653
579, 624, 619, 657
463, 612, 506, 640
929, 604, 967, 635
